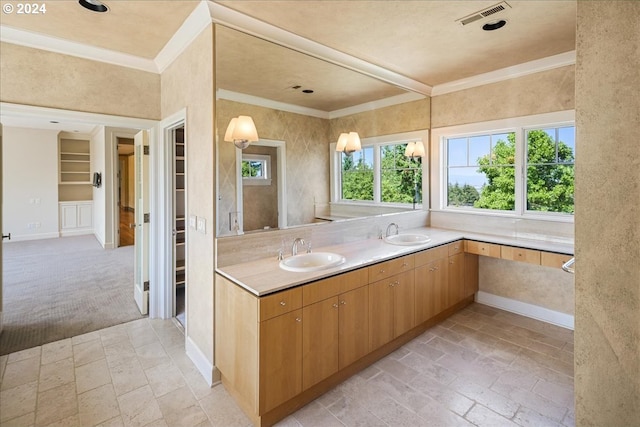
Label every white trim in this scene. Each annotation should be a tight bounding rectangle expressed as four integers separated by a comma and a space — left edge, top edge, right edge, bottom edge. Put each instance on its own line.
432, 51, 576, 96
185, 336, 215, 387
59, 229, 93, 237
208, 2, 432, 96
217, 89, 329, 119
4, 232, 59, 242
329, 92, 426, 119
0, 26, 158, 73
475, 291, 574, 330
155, 1, 212, 73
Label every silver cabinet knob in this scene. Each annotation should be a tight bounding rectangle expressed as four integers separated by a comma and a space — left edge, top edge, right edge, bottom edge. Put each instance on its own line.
280, 301, 286, 306
295, 317, 302, 322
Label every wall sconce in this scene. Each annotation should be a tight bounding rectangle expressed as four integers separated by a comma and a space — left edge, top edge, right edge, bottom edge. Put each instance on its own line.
404, 141, 425, 158
335, 132, 362, 156
224, 115, 259, 149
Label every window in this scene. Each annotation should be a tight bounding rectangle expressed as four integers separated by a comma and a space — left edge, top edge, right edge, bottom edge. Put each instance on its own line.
334, 131, 426, 206
241, 154, 271, 185
441, 113, 575, 217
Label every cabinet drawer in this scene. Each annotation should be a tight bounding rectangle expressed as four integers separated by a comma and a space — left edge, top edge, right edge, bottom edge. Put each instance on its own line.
501, 246, 541, 265
259, 287, 303, 321
414, 245, 448, 267
464, 240, 501, 258
541, 252, 573, 269
368, 255, 414, 282
302, 268, 369, 306
448, 241, 464, 256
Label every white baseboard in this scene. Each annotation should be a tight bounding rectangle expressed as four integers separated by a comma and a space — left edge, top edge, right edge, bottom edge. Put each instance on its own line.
475, 291, 574, 330
185, 336, 215, 387
59, 228, 93, 237
5, 232, 59, 242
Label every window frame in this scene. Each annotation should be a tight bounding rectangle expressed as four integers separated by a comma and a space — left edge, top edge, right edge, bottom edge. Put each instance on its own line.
330, 130, 429, 209
241, 153, 272, 186
434, 111, 575, 222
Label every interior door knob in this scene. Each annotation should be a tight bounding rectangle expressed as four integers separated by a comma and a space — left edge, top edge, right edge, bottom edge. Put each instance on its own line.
2, 233, 10, 241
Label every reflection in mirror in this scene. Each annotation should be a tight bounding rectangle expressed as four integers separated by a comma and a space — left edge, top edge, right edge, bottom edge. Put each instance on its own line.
215, 25, 430, 237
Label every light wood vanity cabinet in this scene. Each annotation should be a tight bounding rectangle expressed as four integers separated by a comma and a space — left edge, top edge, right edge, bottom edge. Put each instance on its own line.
501, 246, 541, 264
465, 239, 572, 270
447, 252, 465, 307
414, 245, 449, 323
301, 269, 369, 390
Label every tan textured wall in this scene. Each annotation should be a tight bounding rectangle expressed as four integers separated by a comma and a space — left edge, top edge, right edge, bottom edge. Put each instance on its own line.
0, 43, 160, 120
479, 257, 574, 315
574, 2, 640, 425
217, 100, 330, 234
161, 27, 215, 364
431, 66, 575, 128
329, 98, 430, 141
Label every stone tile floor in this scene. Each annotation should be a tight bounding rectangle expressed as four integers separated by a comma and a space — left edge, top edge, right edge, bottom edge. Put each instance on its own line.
0, 303, 574, 426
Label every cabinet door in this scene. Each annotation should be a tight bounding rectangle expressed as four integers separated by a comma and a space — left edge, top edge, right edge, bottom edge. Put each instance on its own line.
464, 253, 479, 298
419, 257, 448, 318
393, 270, 415, 338
302, 298, 339, 390
77, 203, 93, 228
368, 278, 395, 351
60, 204, 78, 229
447, 253, 465, 308
339, 286, 369, 369
259, 310, 302, 413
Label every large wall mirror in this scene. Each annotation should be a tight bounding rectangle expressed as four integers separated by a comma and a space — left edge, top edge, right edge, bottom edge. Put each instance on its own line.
215, 25, 430, 237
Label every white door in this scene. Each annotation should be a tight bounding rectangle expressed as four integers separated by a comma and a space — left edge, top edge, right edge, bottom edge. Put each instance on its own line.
133, 130, 150, 315
0, 124, 4, 334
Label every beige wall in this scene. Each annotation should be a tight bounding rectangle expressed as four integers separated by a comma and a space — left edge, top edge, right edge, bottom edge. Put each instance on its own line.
217, 100, 330, 234
575, 2, 640, 425
431, 65, 575, 128
0, 43, 160, 120
329, 97, 431, 140
161, 26, 216, 367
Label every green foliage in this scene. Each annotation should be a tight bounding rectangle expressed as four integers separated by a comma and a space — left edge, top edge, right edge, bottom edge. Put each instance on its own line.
472, 131, 574, 213
242, 160, 262, 178
340, 144, 422, 203
448, 183, 480, 206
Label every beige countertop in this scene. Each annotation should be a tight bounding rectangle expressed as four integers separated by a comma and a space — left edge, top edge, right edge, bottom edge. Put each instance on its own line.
215, 227, 574, 297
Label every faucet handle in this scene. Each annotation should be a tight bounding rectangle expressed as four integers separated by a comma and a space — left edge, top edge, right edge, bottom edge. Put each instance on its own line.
306, 241, 312, 253
277, 249, 284, 260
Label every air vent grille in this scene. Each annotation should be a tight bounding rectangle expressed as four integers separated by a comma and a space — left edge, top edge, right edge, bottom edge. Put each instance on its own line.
457, 1, 511, 26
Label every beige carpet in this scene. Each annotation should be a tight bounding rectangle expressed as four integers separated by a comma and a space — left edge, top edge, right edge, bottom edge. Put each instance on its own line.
1, 235, 144, 355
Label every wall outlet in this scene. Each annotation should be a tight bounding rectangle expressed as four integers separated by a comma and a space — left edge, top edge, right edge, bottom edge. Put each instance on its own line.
189, 215, 197, 229
197, 217, 206, 234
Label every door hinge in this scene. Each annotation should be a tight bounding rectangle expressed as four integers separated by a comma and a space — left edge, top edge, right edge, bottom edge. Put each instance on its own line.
143, 281, 150, 291
143, 145, 150, 155
144, 213, 150, 223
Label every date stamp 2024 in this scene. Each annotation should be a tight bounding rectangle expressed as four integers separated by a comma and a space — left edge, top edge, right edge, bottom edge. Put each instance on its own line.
3, 2, 47, 15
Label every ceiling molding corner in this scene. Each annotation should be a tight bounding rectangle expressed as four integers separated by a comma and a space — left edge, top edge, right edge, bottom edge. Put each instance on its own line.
431, 50, 576, 96
208, 2, 432, 97
154, 0, 213, 73
329, 92, 427, 119
216, 89, 330, 119
0, 25, 159, 73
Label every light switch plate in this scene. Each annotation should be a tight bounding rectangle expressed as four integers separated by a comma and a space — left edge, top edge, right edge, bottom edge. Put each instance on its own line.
189, 215, 197, 229
197, 217, 206, 234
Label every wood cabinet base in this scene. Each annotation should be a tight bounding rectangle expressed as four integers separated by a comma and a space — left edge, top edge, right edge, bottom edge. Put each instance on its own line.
223, 295, 474, 427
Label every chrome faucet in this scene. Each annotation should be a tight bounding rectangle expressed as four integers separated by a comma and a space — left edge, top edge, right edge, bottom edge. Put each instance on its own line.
385, 223, 399, 237
292, 238, 306, 256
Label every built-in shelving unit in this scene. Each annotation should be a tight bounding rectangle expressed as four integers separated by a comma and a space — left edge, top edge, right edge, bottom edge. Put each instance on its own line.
59, 137, 93, 202
174, 127, 186, 326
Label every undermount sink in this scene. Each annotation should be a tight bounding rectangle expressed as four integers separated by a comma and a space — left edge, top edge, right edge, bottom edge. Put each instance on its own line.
279, 252, 346, 272
384, 233, 431, 246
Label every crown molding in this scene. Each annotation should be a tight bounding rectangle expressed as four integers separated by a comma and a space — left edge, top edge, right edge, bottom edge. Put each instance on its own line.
0, 26, 158, 73
208, 2, 433, 97
431, 50, 576, 96
329, 92, 426, 119
154, 0, 212, 73
217, 89, 329, 119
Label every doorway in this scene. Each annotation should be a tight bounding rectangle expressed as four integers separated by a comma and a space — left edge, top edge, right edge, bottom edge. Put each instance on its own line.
117, 138, 135, 247
172, 125, 186, 328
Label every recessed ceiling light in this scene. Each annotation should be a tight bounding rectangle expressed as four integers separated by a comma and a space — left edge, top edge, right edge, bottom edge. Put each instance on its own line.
302, 89, 314, 94
79, 0, 109, 13
50, 120, 59, 124
482, 20, 507, 31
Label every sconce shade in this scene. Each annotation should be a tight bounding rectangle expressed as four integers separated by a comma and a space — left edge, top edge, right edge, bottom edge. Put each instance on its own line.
225, 115, 259, 149
405, 141, 425, 158
336, 132, 362, 155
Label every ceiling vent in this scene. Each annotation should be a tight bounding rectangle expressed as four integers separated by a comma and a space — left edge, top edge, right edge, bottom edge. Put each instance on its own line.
457, 2, 511, 26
